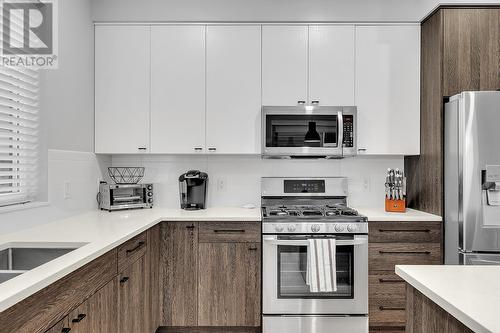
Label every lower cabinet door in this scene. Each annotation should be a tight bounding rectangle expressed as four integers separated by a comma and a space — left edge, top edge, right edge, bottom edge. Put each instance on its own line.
198, 242, 261, 326
118, 256, 148, 333
67, 278, 118, 333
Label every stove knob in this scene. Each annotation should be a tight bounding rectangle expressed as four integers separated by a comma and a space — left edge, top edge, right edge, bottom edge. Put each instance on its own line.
287, 225, 296, 232
334, 224, 345, 232
275, 224, 284, 232
347, 224, 357, 232
311, 224, 321, 233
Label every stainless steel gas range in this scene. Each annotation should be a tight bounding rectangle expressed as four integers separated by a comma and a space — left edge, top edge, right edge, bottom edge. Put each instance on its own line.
261, 177, 369, 333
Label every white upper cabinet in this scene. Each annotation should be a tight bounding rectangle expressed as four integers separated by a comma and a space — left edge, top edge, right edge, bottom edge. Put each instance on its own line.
95, 25, 151, 154
206, 26, 262, 154
262, 26, 308, 106
150, 26, 205, 154
309, 26, 355, 106
355, 25, 420, 155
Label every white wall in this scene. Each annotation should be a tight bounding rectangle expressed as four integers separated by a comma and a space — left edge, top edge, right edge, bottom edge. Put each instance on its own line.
91, 0, 500, 23
112, 155, 403, 209
41, 0, 94, 152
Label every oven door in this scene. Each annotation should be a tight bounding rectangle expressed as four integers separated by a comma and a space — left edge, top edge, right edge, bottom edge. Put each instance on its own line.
262, 234, 368, 315
262, 106, 343, 158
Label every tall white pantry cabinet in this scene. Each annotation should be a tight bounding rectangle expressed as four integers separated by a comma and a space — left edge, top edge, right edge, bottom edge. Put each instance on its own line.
94, 24, 420, 156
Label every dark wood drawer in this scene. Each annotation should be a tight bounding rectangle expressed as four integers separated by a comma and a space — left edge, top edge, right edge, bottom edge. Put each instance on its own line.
369, 272, 406, 301
369, 243, 441, 272
369, 299, 406, 328
369, 221, 441, 243
198, 222, 260, 243
118, 231, 148, 272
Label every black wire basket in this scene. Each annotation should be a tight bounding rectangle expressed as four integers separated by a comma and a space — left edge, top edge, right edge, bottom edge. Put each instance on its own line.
108, 167, 145, 184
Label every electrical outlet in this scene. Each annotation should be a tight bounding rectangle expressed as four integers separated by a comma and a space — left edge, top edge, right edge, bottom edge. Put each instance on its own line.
64, 181, 71, 199
363, 177, 370, 191
216, 178, 227, 192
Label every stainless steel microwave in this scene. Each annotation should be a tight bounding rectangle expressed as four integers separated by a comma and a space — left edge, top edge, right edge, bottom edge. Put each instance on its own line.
262, 106, 357, 158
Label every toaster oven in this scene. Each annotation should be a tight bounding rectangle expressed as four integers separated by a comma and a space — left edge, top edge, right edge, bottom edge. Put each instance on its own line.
98, 183, 153, 211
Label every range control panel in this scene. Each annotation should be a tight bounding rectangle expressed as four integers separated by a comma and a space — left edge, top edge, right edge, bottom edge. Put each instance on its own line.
343, 115, 354, 148
284, 179, 325, 193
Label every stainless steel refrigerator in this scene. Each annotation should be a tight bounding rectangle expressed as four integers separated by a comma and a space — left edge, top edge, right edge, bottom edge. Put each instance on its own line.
445, 91, 500, 265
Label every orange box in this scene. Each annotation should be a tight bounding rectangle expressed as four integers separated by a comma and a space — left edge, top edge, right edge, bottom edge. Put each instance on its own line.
385, 198, 406, 213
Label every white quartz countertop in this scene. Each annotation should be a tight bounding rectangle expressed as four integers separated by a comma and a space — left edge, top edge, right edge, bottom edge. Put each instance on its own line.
355, 207, 442, 222
0, 205, 440, 312
396, 265, 500, 333
0, 207, 260, 312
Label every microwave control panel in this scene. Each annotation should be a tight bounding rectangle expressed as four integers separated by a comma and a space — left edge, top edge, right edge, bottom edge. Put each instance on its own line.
343, 115, 354, 148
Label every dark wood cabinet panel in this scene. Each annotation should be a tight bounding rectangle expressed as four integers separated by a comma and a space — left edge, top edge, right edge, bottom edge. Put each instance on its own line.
161, 222, 199, 326
117, 255, 148, 333
405, 7, 500, 217
148, 224, 162, 330
369, 243, 441, 272
44, 316, 70, 333
0, 249, 118, 333
198, 242, 261, 327
369, 273, 407, 328
369, 221, 442, 243
406, 284, 474, 333
443, 8, 500, 96
85, 278, 118, 333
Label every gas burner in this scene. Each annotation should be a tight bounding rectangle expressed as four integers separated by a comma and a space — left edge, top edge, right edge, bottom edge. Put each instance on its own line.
302, 210, 323, 216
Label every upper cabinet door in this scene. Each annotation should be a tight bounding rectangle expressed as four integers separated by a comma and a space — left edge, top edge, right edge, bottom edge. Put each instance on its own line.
151, 26, 206, 154
309, 26, 355, 106
95, 26, 151, 154
262, 26, 308, 106
355, 25, 420, 155
206, 26, 262, 154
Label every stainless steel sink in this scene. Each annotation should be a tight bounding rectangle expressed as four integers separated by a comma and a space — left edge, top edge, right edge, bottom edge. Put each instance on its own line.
0, 243, 86, 284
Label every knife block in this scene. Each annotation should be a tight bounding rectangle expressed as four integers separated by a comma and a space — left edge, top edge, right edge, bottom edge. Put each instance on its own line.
385, 198, 406, 213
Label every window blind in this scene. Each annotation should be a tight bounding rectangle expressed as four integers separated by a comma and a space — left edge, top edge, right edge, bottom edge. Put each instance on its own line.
0, 65, 39, 207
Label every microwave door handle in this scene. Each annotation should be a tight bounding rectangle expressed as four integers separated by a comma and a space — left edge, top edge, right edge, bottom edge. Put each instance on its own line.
338, 111, 344, 153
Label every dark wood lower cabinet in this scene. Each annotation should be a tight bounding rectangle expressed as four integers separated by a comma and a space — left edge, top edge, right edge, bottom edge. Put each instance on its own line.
198, 242, 261, 327
406, 284, 473, 333
118, 255, 148, 333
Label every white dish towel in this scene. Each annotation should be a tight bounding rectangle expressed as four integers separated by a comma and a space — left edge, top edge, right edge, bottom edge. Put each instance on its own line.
306, 238, 337, 292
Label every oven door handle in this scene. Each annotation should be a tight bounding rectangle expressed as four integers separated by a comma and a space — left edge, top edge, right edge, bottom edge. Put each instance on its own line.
263, 236, 367, 247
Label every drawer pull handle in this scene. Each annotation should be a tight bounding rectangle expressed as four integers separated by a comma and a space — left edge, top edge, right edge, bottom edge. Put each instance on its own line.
120, 276, 130, 284
378, 229, 431, 233
186, 225, 195, 230
248, 247, 258, 251
379, 278, 405, 283
213, 229, 246, 233
72, 313, 86, 323
379, 306, 405, 311
126, 241, 145, 254
61, 328, 71, 333
379, 251, 431, 255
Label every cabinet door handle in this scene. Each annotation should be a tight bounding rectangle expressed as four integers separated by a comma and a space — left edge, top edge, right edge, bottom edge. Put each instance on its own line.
379, 306, 405, 311
379, 278, 405, 284
194, 147, 203, 151
125, 241, 145, 254
297, 100, 306, 104
72, 314, 86, 323
208, 147, 217, 152
138, 147, 147, 151
379, 251, 431, 255
358, 148, 367, 152
213, 229, 246, 233
120, 276, 130, 284
248, 247, 258, 251
378, 229, 431, 233
61, 328, 71, 333
311, 100, 320, 104
186, 225, 195, 230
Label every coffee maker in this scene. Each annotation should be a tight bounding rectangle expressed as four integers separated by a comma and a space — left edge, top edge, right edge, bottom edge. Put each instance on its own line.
179, 170, 208, 210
